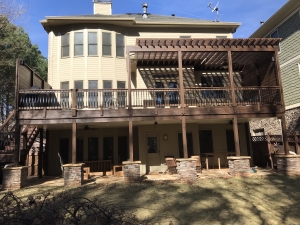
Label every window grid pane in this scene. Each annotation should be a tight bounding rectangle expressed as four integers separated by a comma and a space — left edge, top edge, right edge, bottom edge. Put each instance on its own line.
88, 32, 97, 56
61, 33, 69, 57
74, 32, 83, 56
102, 32, 111, 56
116, 34, 124, 57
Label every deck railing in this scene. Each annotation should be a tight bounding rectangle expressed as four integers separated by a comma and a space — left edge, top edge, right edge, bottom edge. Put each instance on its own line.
78, 160, 112, 174
18, 86, 282, 110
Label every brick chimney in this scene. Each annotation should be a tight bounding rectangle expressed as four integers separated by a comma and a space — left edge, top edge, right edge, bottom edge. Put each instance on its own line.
93, 0, 112, 15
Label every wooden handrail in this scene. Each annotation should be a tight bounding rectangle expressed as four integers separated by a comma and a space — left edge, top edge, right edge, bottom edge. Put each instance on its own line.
0, 110, 15, 132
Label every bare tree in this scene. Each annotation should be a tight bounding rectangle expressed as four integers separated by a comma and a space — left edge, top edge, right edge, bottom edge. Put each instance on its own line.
0, 0, 26, 32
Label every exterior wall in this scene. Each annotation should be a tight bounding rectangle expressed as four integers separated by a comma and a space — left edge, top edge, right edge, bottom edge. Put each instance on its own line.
277, 10, 300, 107
249, 107, 300, 135
47, 25, 233, 90
48, 127, 130, 175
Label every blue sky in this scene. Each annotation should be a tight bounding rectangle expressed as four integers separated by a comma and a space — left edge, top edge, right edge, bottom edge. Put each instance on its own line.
16, 0, 288, 58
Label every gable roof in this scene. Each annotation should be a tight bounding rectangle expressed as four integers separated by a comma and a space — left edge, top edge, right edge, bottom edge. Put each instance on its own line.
250, 0, 300, 38
40, 13, 240, 33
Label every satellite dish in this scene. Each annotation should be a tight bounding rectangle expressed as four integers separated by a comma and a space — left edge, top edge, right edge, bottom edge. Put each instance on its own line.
207, 2, 219, 22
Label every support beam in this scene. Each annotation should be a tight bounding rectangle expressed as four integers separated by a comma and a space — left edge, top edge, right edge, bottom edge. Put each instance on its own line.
72, 120, 77, 164
228, 51, 236, 106
233, 117, 241, 156
14, 123, 21, 167
129, 118, 133, 161
178, 51, 185, 108
280, 116, 290, 155
38, 128, 43, 178
44, 130, 49, 176
181, 116, 188, 158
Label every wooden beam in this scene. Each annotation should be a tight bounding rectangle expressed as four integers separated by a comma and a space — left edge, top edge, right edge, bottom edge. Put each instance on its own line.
129, 118, 133, 161
13, 122, 21, 166
38, 128, 43, 178
233, 117, 241, 156
280, 116, 290, 155
178, 51, 185, 109
181, 116, 188, 158
228, 51, 236, 107
72, 119, 76, 164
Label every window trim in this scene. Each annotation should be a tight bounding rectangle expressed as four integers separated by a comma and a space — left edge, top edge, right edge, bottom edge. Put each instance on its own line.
61, 33, 70, 58
269, 29, 280, 53
88, 32, 98, 56
74, 32, 84, 57
116, 33, 125, 57
102, 32, 112, 56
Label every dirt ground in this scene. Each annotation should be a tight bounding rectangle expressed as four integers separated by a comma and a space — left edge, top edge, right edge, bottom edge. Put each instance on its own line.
1, 172, 300, 225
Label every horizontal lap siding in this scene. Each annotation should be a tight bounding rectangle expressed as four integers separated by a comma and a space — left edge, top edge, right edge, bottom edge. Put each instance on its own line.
87, 57, 100, 80
73, 58, 85, 81
115, 59, 127, 84
277, 11, 300, 107
60, 59, 72, 84
51, 33, 59, 89
101, 57, 114, 84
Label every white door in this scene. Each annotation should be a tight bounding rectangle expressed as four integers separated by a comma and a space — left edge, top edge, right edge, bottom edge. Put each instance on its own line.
146, 135, 161, 173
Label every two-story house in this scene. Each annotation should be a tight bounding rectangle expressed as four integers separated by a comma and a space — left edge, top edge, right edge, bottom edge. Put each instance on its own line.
250, 0, 300, 137
9, 0, 288, 176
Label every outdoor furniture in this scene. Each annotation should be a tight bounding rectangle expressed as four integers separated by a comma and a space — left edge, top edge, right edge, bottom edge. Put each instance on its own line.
164, 156, 177, 174
83, 167, 90, 180
202, 152, 236, 170
113, 165, 124, 177
191, 155, 202, 173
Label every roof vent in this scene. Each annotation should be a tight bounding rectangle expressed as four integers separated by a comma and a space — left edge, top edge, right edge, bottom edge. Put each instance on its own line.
171, 14, 175, 17
142, 3, 148, 18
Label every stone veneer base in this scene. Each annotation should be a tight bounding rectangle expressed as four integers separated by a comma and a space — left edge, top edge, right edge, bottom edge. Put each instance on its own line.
275, 155, 300, 174
63, 164, 84, 186
227, 156, 251, 176
176, 158, 197, 181
2, 167, 28, 190
123, 161, 141, 183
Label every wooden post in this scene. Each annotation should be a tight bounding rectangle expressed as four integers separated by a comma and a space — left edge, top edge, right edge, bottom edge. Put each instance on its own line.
71, 89, 77, 117
273, 48, 285, 106
38, 129, 43, 178
280, 116, 290, 155
228, 51, 236, 106
178, 50, 185, 108
14, 123, 21, 167
233, 117, 241, 156
72, 120, 77, 164
129, 118, 133, 161
127, 49, 132, 113
44, 130, 49, 176
266, 133, 273, 169
295, 132, 299, 155
181, 116, 188, 158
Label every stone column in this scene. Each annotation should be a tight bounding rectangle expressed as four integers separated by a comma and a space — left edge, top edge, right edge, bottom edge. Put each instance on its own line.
2, 166, 28, 190
62, 164, 84, 186
123, 161, 141, 182
176, 158, 197, 181
275, 155, 300, 174
227, 156, 251, 176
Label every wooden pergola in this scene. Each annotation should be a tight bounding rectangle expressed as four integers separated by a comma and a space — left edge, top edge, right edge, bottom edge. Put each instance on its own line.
125, 38, 289, 161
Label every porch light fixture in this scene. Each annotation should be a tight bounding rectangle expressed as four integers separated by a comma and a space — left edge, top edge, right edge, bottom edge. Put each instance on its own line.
154, 121, 158, 129
163, 134, 168, 141
228, 120, 233, 125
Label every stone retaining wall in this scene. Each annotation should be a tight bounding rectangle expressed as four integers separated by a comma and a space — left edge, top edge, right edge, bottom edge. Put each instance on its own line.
2, 167, 28, 190
228, 157, 251, 176
123, 161, 141, 182
63, 164, 84, 186
176, 159, 197, 181
275, 155, 300, 174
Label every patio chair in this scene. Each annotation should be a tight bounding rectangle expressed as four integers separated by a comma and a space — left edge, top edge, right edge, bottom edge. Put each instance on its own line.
164, 156, 177, 174
191, 155, 202, 173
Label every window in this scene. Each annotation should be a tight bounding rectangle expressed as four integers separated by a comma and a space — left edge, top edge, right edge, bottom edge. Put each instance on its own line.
180, 36, 191, 38
74, 80, 83, 108
226, 130, 235, 152
61, 33, 70, 57
253, 128, 265, 136
103, 80, 112, 107
199, 130, 214, 153
216, 36, 227, 38
117, 81, 126, 107
102, 32, 111, 56
88, 80, 98, 108
147, 137, 158, 153
88, 137, 98, 161
74, 32, 83, 56
103, 137, 114, 163
118, 136, 128, 163
178, 133, 194, 158
60, 81, 69, 108
59, 138, 69, 164
76, 138, 84, 162
116, 34, 124, 57
88, 32, 97, 56
270, 30, 280, 51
